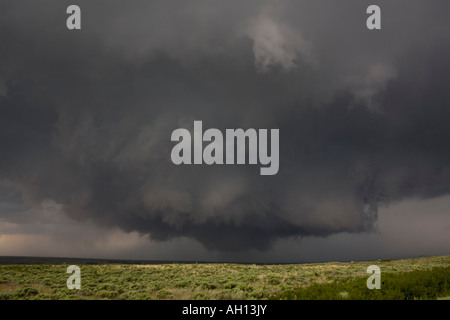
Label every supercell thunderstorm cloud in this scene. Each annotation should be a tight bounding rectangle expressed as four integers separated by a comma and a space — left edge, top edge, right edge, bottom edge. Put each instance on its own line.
0, 0, 449, 260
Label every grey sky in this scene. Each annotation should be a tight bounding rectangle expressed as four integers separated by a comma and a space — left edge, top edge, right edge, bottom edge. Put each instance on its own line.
0, 0, 449, 262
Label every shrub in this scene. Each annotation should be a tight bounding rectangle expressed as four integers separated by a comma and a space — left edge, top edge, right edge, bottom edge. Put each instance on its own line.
199, 282, 217, 290
224, 282, 237, 289
193, 292, 210, 300
97, 290, 118, 299
156, 289, 173, 299
238, 283, 254, 292
250, 289, 266, 299
173, 280, 191, 288
14, 287, 39, 298
0, 293, 13, 300
267, 275, 281, 285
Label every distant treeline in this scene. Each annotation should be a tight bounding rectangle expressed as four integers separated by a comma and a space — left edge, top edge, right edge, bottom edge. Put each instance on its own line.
0, 256, 197, 265
0, 256, 276, 265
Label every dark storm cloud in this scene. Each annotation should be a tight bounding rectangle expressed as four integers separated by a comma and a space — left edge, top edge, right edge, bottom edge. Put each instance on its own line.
0, 0, 449, 251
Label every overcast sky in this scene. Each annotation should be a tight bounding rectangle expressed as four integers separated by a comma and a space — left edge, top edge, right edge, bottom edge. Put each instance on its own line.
0, 0, 449, 262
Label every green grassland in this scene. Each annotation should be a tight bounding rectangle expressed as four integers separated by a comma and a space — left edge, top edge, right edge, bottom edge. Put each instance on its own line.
0, 255, 449, 300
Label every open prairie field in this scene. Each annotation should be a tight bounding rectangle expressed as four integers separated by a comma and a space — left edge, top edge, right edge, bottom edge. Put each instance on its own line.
0, 256, 449, 300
